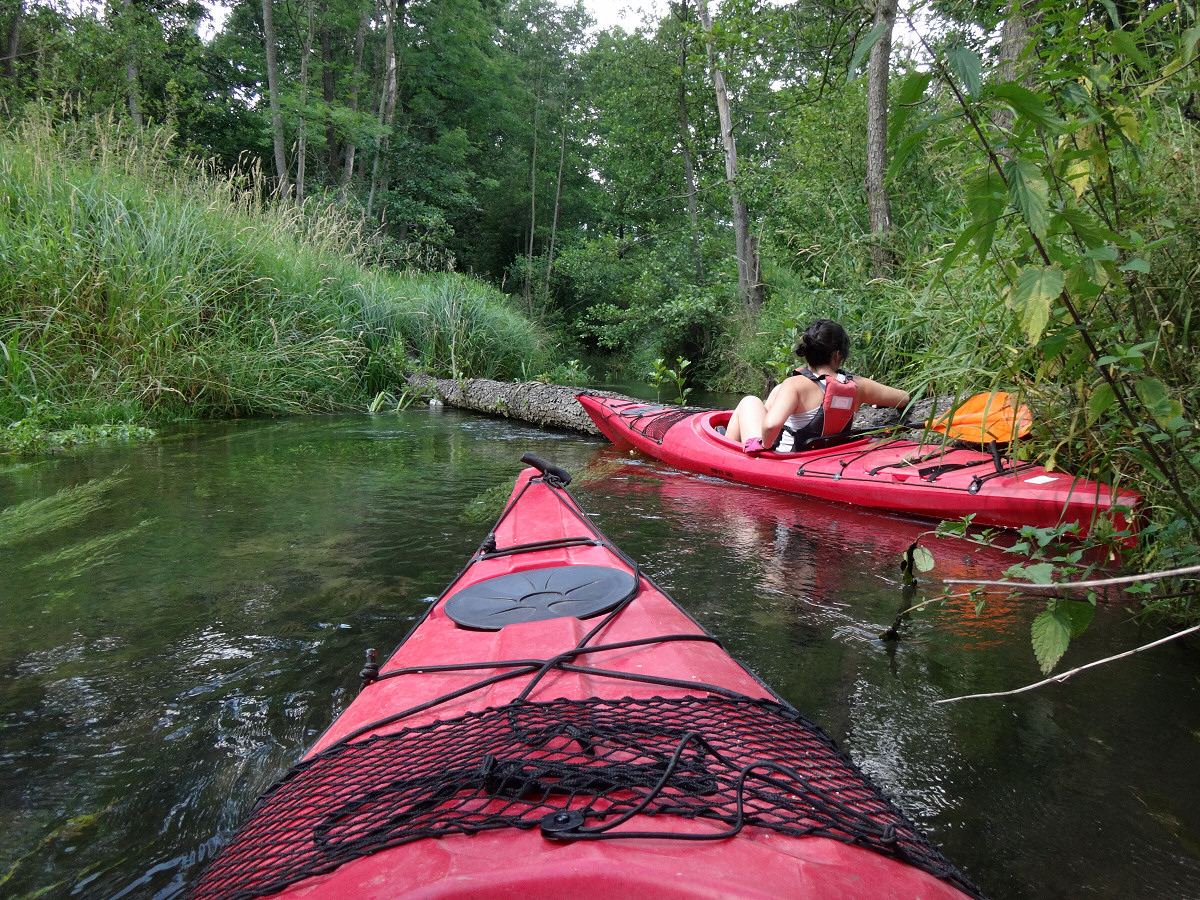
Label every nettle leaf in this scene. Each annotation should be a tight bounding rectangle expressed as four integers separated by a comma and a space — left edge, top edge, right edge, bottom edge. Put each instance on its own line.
1010, 266, 1065, 342
1063, 155, 1092, 198
848, 23, 888, 82
1063, 599, 1096, 639
1006, 561, 1056, 584
1057, 207, 1126, 249
912, 546, 935, 573
1097, 0, 1121, 27
1088, 381, 1116, 424
1120, 257, 1150, 273
1109, 30, 1153, 76
888, 132, 926, 180
1183, 24, 1200, 66
1031, 607, 1072, 674
889, 72, 933, 144
966, 169, 1006, 261
1113, 106, 1140, 143
1006, 157, 1050, 238
990, 81, 1063, 131
947, 47, 982, 99
1136, 377, 1184, 429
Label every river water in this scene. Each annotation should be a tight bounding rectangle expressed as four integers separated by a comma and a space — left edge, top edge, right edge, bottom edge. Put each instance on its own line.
1, 408, 1197, 899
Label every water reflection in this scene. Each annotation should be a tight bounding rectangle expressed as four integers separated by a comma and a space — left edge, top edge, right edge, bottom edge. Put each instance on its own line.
0, 412, 1196, 899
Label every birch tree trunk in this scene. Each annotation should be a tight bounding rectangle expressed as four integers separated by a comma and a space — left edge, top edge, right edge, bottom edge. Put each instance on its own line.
864, 0, 896, 278
338, 5, 371, 201
262, 0, 291, 198
696, 0, 762, 313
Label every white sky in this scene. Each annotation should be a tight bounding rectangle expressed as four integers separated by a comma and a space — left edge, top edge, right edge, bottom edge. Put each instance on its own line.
203, 1, 649, 40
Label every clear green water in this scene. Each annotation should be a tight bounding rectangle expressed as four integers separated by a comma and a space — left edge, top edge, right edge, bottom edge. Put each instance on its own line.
0, 410, 1197, 899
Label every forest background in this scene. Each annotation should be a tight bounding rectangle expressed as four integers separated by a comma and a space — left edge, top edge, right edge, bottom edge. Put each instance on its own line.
1, 0, 1198, 642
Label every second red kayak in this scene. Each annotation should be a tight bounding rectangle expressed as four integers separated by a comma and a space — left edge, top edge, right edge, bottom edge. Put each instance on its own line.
187, 455, 981, 900
578, 392, 1138, 538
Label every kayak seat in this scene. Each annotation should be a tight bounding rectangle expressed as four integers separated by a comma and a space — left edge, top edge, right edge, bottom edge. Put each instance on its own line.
445, 565, 637, 630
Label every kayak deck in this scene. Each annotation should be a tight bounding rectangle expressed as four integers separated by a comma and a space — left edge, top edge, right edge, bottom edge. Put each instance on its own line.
187, 460, 981, 900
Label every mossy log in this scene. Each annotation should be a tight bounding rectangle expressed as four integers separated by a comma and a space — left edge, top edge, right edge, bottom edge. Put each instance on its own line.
405, 375, 950, 438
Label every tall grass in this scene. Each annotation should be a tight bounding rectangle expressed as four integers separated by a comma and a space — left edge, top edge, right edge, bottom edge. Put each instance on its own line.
0, 107, 551, 442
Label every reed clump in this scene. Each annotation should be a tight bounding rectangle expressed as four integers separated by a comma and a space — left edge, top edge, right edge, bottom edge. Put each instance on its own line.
0, 107, 550, 448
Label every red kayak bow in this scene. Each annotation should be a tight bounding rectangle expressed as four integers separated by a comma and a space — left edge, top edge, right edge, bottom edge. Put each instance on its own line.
189, 456, 981, 900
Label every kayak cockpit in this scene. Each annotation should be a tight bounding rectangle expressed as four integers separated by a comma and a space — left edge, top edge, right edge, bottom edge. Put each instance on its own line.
697, 410, 874, 458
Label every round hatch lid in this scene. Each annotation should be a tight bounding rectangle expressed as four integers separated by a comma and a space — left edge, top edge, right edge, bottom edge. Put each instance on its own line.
444, 565, 636, 630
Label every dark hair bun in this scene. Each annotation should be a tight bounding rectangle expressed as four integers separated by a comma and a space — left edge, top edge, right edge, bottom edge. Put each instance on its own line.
794, 319, 850, 367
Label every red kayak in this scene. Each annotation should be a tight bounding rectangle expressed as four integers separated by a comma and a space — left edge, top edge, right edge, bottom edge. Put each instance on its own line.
578, 392, 1138, 538
188, 456, 981, 900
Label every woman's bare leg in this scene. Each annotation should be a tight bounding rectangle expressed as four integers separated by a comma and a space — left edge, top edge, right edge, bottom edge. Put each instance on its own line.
726, 396, 766, 444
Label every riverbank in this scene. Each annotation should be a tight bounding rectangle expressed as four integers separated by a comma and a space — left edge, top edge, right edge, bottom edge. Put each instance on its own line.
0, 113, 554, 451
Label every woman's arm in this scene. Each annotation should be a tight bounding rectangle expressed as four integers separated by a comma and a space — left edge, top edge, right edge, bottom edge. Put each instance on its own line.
853, 375, 910, 409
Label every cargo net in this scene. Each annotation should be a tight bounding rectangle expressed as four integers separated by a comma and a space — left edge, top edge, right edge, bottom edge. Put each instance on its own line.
188, 695, 981, 900
616, 404, 711, 444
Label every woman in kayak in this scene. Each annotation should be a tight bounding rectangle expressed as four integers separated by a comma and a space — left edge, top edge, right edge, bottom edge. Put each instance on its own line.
726, 319, 910, 453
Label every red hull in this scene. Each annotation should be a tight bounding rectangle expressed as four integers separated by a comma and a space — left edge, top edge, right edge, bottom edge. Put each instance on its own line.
189, 463, 979, 900
578, 393, 1138, 537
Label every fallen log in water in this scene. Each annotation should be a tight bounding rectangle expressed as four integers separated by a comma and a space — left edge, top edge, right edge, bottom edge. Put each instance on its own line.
404, 375, 947, 437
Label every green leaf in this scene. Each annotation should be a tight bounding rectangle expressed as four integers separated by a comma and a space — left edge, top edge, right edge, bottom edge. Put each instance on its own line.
1109, 30, 1153, 76
1183, 24, 1200, 66
912, 546, 935, 573
947, 47, 982, 99
989, 82, 1063, 130
966, 169, 1006, 261
1136, 376, 1184, 429
1010, 266, 1065, 342
897, 69, 932, 106
889, 72, 933, 143
1032, 607, 1072, 674
1064, 599, 1095, 638
1006, 157, 1050, 238
1120, 257, 1150, 273
1009, 561, 1056, 584
847, 23, 888, 83
1087, 382, 1116, 424
887, 132, 926, 180
1056, 207, 1127, 248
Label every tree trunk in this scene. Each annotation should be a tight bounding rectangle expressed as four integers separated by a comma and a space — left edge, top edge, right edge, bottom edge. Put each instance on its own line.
367, 0, 399, 218
525, 88, 540, 304
545, 89, 569, 291
321, 3, 338, 183
676, 0, 702, 281
406, 376, 939, 435
295, 0, 315, 205
338, 5, 371, 201
262, 0, 290, 198
991, 2, 1032, 158
123, 0, 143, 127
696, 0, 762, 313
864, 0, 896, 278
4, 0, 24, 82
